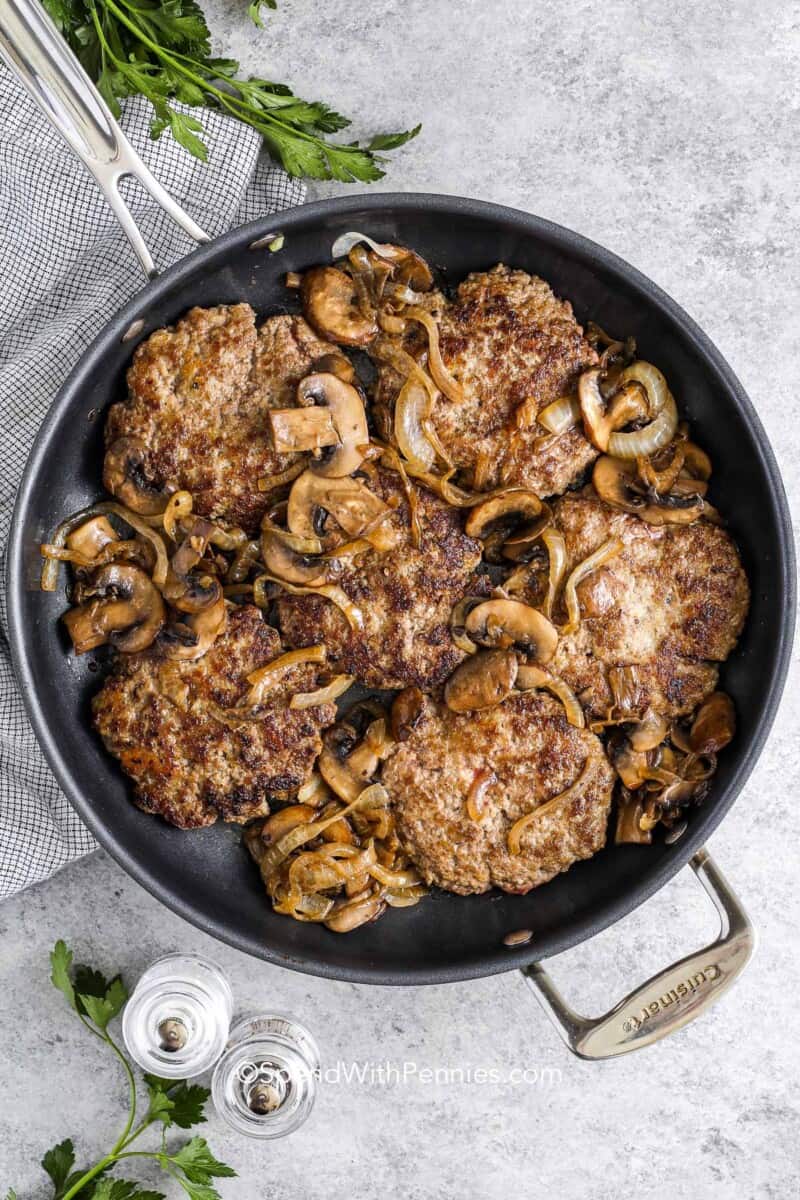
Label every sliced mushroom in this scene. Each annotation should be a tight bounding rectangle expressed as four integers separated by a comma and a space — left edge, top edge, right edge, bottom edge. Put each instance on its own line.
162, 595, 227, 661
593, 456, 708, 526
465, 490, 544, 560
575, 567, 621, 617
464, 599, 558, 662
163, 518, 223, 613
301, 266, 377, 346
296, 372, 370, 477
689, 692, 735, 755
286, 470, 397, 551
268, 406, 339, 454
319, 718, 389, 802
65, 515, 118, 560
103, 437, 173, 515
444, 648, 519, 712
260, 524, 329, 586
579, 369, 649, 453
629, 709, 668, 752
312, 352, 356, 384
325, 890, 386, 933
62, 563, 165, 654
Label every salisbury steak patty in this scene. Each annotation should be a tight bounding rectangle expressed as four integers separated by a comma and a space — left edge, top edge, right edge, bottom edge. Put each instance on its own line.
105, 305, 337, 533
382, 692, 615, 894
377, 265, 598, 495
533, 493, 750, 721
93, 605, 337, 829
277, 468, 483, 690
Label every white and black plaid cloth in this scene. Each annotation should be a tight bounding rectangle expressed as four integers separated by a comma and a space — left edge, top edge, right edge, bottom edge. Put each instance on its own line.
0, 63, 305, 897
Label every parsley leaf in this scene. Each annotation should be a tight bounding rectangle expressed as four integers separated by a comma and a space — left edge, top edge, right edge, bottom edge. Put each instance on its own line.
167, 1138, 237, 1184
50, 941, 77, 1012
143, 1076, 210, 1129
41, 1138, 76, 1193
40, 944, 234, 1200
40, 0, 419, 178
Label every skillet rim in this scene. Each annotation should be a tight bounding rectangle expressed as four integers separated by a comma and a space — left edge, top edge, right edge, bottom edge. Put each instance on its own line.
6, 192, 796, 985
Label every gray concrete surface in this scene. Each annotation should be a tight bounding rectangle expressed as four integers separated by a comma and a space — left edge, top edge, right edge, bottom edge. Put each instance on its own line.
2, 1, 799, 1197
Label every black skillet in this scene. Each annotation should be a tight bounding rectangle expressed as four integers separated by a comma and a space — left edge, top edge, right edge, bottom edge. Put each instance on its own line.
1, 0, 794, 1058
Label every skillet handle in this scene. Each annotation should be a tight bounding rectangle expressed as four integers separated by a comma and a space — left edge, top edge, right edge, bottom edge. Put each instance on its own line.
0, 0, 209, 277
520, 849, 756, 1059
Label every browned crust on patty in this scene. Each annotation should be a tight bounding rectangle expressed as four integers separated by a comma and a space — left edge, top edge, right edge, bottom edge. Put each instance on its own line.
105, 305, 338, 533
527, 493, 750, 720
376, 266, 598, 495
276, 468, 483, 690
382, 692, 615, 894
92, 605, 337, 829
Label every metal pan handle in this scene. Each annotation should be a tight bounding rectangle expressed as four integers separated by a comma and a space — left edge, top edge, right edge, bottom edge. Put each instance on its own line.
0, 0, 210, 277
521, 849, 756, 1059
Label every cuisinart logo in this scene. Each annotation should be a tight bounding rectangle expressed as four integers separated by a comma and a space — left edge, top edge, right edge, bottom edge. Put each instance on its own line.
621, 963, 722, 1033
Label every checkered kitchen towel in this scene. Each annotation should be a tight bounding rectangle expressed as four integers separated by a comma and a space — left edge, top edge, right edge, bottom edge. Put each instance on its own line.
0, 62, 305, 897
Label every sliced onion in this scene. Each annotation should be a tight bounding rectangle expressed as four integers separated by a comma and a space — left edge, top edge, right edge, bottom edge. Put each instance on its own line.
560, 538, 623, 635
255, 572, 364, 631
405, 307, 463, 403
297, 772, 331, 806
245, 645, 327, 706
395, 377, 436, 470
507, 760, 590, 854
515, 664, 585, 728
368, 862, 422, 888
373, 442, 423, 548
608, 390, 678, 459
43, 501, 170, 591
257, 783, 388, 883
384, 885, 427, 907
332, 231, 398, 260
465, 767, 495, 821
257, 460, 308, 494
540, 528, 567, 619
163, 490, 193, 541
290, 674, 354, 710
538, 394, 581, 435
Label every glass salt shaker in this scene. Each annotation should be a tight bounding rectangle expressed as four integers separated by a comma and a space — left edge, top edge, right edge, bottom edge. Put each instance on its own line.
122, 953, 233, 1079
211, 1013, 320, 1139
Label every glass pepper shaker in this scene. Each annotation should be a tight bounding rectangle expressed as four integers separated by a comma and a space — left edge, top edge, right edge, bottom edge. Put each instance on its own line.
122, 953, 233, 1079
211, 1013, 320, 1138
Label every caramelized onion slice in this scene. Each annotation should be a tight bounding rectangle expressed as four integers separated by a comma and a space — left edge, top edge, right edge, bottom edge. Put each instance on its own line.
540, 528, 567, 620
508, 760, 591, 854
560, 538, 623, 635
289, 674, 355, 711
254, 573, 364, 631
515, 664, 585, 728
395, 376, 436, 470
538, 393, 581, 435
41, 502, 169, 591
404, 307, 463, 403
245, 645, 327, 706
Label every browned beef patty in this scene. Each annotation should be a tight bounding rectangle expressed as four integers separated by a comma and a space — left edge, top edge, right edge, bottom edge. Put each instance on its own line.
276, 468, 483, 690
92, 605, 337, 829
528, 493, 750, 721
382, 692, 615, 894
105, 305, 337, 533
376, 265, 598, 495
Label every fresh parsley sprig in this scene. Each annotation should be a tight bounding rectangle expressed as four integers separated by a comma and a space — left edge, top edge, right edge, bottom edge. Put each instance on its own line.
4, 941, 236, 1200
41, 0, 420, 180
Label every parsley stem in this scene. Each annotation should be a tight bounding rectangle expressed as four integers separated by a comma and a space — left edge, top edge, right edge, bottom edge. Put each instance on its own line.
98, 0, 374, 169
59, 1153, 117, 1200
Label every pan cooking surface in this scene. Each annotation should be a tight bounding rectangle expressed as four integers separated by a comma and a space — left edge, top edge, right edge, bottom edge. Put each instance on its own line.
6, 195, 794, 982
